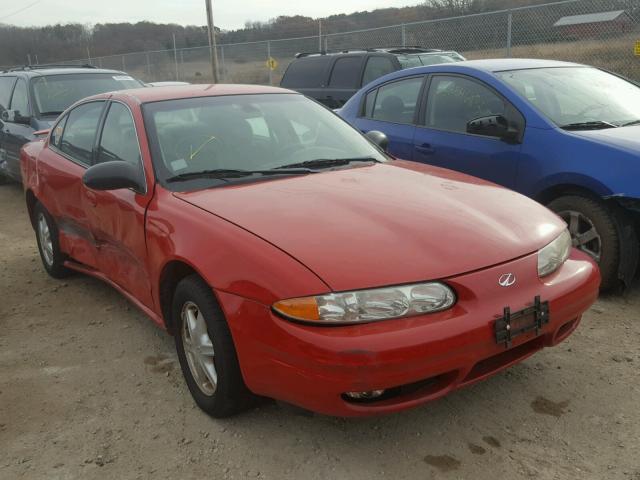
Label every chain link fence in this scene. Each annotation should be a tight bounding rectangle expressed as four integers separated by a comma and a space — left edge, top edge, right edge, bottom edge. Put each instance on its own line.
57, 0, 639, 84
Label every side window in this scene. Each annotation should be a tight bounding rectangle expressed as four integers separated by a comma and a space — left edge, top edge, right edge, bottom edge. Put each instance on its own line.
0, 77, 16, 112
59, 102, 104, 165
328, 57, 362, 88
363, 89, 377, 117
370, 77, 424, 124
362, 57, 396, 86
97, 102, 141, 166
50, 115, 68, 148
280, 57, 332, 88
10, 79, 30, 117
426, 75, 506, 134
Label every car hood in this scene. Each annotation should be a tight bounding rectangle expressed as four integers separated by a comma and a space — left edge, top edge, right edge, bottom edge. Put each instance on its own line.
174, 161, 565, 292
569, 125, 640, 154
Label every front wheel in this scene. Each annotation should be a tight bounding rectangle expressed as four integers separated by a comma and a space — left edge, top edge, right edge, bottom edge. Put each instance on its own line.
173, 274, 253, 418
547, 194, 622, 291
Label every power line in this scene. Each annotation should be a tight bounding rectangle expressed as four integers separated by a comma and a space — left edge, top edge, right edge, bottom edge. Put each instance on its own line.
0, 0, 43, 21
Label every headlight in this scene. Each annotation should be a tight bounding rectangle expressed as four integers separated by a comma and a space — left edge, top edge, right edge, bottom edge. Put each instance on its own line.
273, 282, 456, 325
538, 229, 572, 277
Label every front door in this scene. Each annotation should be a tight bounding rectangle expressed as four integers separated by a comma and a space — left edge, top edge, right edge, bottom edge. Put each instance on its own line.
414, 74, 524, 189
84, 101, 154, 308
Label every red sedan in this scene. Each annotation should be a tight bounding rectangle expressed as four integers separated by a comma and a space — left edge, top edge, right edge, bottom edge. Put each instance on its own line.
20, 84, 600, 417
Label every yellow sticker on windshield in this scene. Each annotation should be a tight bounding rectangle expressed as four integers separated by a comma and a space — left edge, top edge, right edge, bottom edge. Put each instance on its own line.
635, 41, 640, 56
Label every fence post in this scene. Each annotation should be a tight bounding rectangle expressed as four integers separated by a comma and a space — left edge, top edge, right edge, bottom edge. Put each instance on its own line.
401, 24, 406, 47
122, 55, 126, 71
173, 34, 179, 81
506, 11, 513, 58
220, 46, 226, 82
146, 53, 151, 78
324, 36, 328, 53
267, 41, 273, 86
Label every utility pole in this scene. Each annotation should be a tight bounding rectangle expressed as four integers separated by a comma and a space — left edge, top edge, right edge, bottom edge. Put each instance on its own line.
173, 33, 179, 81
205, 0, 219, 83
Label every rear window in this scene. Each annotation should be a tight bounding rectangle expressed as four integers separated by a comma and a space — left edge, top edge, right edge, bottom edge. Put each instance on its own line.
280, 57, 332, 88
31, 73, 142, 117
397, 52, 465, 68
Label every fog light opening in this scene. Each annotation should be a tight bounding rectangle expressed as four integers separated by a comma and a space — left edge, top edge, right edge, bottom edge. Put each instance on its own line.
344, 390, 385, 400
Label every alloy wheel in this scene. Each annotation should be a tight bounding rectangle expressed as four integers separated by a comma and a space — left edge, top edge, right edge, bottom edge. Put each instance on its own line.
37, 213, 54, 267
558, 209, 602, 262
181, 301, 218, 396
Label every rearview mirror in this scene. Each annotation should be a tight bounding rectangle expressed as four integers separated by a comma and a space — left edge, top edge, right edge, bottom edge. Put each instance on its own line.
365, 130, 389, 152
83, 161, 145, 193
467, 115, 520, 143
1, 109, 31, 125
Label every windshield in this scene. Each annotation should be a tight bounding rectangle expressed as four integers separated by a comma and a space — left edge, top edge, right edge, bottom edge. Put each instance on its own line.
143, 93, 387, 188
397, 52, 465, 68
495, 67, 640, 128
31, 73, 143, 116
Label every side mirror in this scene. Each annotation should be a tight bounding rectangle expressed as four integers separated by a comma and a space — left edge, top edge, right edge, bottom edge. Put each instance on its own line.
1, 109, 31, 125
365, 130, 389, 152
83, 161, 145, 193
467, 115, 520, 143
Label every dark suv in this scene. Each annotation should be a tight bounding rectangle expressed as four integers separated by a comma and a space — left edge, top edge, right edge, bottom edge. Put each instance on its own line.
0, 64, 143, 183
280, 47, 465, 108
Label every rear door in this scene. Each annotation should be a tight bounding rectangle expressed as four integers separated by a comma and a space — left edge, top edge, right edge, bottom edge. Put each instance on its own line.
1, 77, 32, 180
350, 76, 425, 159
84, 101, 154, 308
413, 74, 524, 188
324, 56, 364, 108
39, 100, 106, 268
0, 75, 17, 179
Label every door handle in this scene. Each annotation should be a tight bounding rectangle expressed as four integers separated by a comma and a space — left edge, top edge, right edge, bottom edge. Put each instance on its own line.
85, 190, 97, 207
416, 143, 435, 155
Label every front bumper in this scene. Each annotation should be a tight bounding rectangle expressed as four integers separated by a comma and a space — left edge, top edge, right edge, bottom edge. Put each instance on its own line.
219, 250, 600, 417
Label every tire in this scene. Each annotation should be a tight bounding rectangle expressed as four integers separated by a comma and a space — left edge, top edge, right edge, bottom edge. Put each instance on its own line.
172, 274, 253, 418
33, 202, 72, 279
547, 194, 620, 291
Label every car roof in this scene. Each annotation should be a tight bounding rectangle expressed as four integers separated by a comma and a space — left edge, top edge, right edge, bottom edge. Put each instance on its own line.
105, 83, 296, 104
0, 67, 129, 77
425, 58, 584, 72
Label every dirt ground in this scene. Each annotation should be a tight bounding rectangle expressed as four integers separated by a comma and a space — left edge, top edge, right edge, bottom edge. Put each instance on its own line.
0, 182, 638, 480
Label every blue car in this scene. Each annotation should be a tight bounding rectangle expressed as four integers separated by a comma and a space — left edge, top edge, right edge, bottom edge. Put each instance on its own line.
338, 59, 640, 290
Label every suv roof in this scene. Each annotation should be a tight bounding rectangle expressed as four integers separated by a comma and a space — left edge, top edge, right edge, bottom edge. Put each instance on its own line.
294, 47, 450, 58
0, 64, 127, 76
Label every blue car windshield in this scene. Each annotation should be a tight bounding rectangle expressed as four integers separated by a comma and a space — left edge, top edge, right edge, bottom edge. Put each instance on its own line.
496, 67, 640, 128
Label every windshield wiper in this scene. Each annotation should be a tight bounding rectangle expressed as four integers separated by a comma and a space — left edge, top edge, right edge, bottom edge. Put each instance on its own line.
165, 168, 315, 183
560, 120, 618, 131
619, 119, 640, 127
276, 157, 381, 170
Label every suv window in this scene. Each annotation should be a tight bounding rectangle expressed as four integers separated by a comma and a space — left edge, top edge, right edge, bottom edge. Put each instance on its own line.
0, 77, 16, 111
367, 77, 424, 124
362, 56, 396, 86
10, 79, 30, 117
280, 57, 332, 88
59, 102, 105, 165
98, 102, 141, 166
328, 57, 362, 88
425, 75, 506, 134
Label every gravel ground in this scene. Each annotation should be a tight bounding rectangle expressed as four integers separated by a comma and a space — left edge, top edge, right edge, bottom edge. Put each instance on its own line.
1, 182, 639, 480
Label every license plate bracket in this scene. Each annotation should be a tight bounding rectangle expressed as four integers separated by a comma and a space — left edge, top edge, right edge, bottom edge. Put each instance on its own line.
494, 296, 549, 348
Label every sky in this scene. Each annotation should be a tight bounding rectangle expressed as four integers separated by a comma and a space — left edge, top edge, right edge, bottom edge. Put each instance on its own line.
1, 0, 420, 30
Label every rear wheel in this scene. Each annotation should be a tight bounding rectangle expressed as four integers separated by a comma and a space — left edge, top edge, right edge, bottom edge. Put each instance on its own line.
173, 274, 253, 418
33, 202, 72, 279
547, 194, 620, 291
